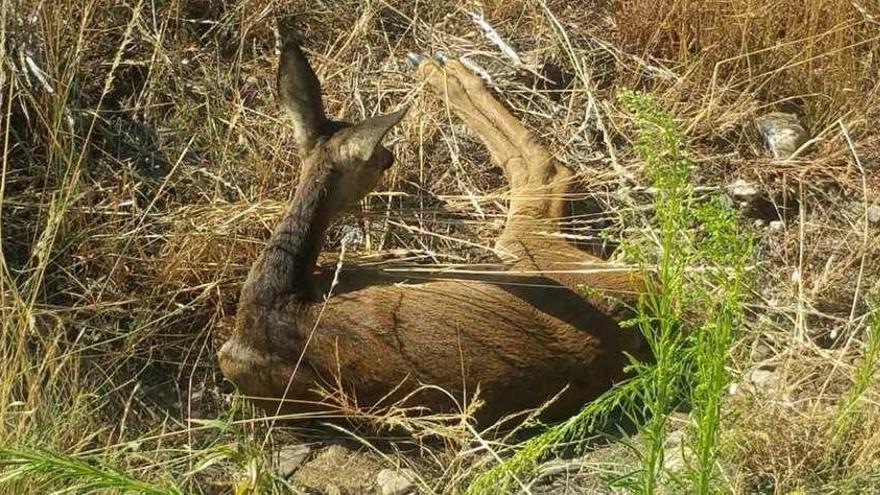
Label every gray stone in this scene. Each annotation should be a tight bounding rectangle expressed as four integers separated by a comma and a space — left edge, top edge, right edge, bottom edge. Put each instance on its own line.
662, 429, 689, 472
757, 112, 808, 160
377, 468, 416, 495
293, 444, 384, 494
276, 444, 311, 477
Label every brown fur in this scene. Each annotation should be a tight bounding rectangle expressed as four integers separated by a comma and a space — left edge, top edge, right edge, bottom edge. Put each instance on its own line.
217, 42, 647, 425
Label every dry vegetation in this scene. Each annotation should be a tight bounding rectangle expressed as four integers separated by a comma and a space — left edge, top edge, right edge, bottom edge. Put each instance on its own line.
2, 0, 879, 493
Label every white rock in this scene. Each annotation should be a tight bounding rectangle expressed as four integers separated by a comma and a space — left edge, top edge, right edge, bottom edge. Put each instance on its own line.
867, 204, 880, 225
729, 179, 759, 203
730, 369, 781, 399
276, 444, 311, 477
747, 369, 779, 389
769, 220, 784, 232
377, 468, 416, 495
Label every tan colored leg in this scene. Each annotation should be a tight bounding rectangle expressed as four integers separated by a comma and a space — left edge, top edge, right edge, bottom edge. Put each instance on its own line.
417, 57, 646, 308
417, 58, 573, 259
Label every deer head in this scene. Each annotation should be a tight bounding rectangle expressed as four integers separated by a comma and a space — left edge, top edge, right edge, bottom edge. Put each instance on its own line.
236, 38, 406, 308
278, 40, 407, 218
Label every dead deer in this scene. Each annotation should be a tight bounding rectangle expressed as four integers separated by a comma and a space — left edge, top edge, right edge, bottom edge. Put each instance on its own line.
217, 39, 647, 424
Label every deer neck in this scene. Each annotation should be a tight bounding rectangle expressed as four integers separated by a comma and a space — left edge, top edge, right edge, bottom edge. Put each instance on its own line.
242, 163, 335, 307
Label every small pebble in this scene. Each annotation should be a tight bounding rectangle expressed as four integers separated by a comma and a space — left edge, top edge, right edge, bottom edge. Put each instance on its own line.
867, 204, 880, 225
729, 179, 759, 203
377, 468, 416, 495
747, 369, 780, 389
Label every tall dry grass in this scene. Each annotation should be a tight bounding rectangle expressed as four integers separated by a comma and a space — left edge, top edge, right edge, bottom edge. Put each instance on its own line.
1, 0, 879, 493
617, 0, 879, 124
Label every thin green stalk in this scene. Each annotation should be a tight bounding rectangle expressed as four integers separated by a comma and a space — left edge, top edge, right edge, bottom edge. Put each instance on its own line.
468, 90, 752, 495
619, 89, 694, 493
827, 298, 880, 467
689, 199, 751, 494
0, 447, 182, 495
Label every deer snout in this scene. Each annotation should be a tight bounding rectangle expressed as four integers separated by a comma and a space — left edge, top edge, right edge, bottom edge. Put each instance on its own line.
375, 146, 394, 171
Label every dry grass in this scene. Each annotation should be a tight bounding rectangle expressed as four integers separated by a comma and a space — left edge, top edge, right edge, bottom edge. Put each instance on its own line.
2, 0, 879, 493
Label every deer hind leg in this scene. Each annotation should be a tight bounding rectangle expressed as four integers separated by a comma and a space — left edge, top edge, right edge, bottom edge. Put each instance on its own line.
416, 56, 646, 314
416, 57, 574, 262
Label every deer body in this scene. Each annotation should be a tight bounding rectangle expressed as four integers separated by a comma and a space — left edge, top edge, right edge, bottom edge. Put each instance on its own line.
218, 41, 645, 424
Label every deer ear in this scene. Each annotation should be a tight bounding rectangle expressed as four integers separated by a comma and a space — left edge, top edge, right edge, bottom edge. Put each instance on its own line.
333, 108, 408, 162
277, 40, 328, 152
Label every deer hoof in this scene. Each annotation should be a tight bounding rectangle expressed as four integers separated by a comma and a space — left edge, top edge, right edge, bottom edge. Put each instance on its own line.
405, 52, 428, 67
